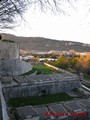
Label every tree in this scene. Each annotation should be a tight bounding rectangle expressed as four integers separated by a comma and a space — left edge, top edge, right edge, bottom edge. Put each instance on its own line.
55, 56, 68, 69
0, 0, 78, 29
69, 57, 77, 69
0, 0, 27, 29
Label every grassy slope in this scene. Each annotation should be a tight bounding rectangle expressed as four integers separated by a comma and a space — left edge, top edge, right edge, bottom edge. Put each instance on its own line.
22, 65, 55, 75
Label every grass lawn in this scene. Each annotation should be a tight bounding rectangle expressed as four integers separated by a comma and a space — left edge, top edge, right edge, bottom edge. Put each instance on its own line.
8, 93, 73, 108
22, 65, 55, 75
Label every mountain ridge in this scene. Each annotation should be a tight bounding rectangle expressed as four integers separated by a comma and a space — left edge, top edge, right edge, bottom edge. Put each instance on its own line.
1, 33, 90, 52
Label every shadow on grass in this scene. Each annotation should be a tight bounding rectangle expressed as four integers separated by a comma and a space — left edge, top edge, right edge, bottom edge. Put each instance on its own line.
8, 93, 73, 108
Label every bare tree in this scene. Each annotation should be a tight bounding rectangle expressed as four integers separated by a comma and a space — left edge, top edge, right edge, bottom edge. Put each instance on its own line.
0, 0, 79, 29
0, 0, 26, 29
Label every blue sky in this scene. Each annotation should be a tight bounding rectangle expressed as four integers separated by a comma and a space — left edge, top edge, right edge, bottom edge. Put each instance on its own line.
3, 0, 90, 44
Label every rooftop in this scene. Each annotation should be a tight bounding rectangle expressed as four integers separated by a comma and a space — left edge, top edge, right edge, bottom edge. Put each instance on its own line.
48, 104, 66, 113
64, 101, 84, 112
16, 106, 38, 119
15, 98, 89, 120
78, 99, 90, 108
11, 73, 79, 85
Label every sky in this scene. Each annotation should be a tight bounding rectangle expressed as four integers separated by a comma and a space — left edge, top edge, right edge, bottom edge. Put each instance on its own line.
3, 0, 90, 44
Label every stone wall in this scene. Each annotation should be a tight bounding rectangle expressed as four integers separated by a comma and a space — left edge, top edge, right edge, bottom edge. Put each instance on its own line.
0, 40, 19, 60
0, 83, 10, 120
3, 80, 80, 99
0, 59, 32, 75
0, 40, 32, 76
82, 80, 90, 88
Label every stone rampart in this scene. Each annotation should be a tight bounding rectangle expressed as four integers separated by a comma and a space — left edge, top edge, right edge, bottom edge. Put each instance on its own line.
3, 79, 80, 99
0, 59, 32, 76
0, 83, 10, 120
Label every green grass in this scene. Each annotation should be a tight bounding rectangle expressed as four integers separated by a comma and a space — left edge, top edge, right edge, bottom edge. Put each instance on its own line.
22, 65, 55, 75
8, 93, 73, 108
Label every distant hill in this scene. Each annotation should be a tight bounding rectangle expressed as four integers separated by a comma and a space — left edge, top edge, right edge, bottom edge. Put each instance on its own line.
1, 33, 90, 52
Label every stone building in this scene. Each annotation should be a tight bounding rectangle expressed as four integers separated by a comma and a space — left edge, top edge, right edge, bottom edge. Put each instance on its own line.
0, 40, 32, 76
2, 73, 81, 99
16, 99, 90, 120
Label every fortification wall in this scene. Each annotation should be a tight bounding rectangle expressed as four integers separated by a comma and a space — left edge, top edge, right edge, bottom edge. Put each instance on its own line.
0, 40, 19, 60
0, 40, 32, 75
3, 80, 80, 99
0, 83, 10, 120
0, 59, 32, 75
